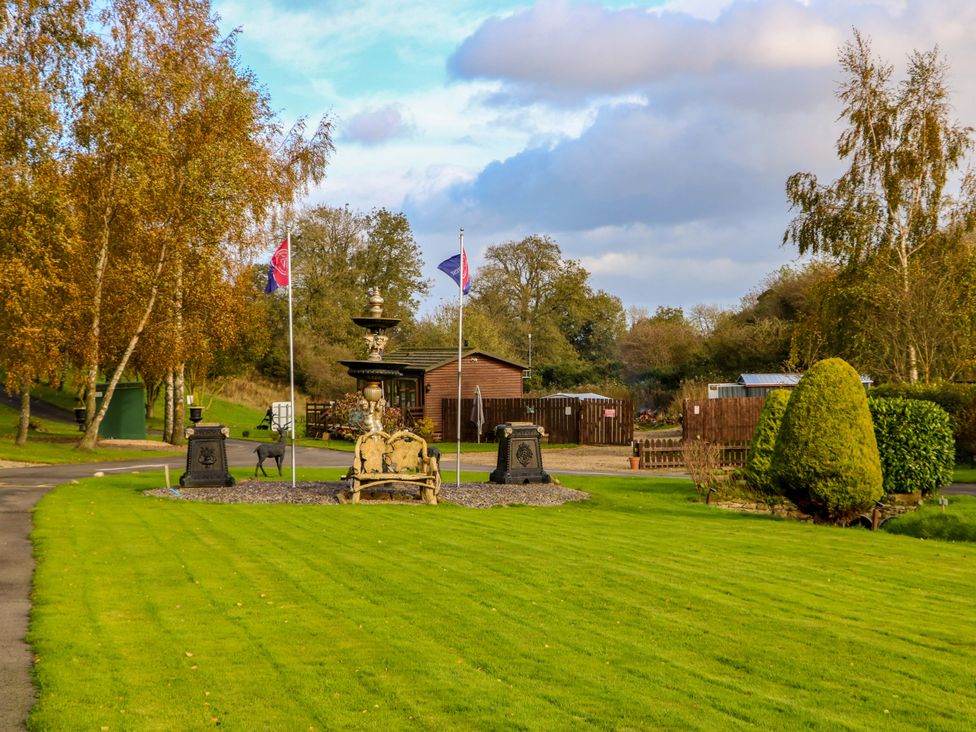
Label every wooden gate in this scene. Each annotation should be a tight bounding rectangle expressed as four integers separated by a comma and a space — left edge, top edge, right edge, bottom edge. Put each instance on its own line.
579, 399, 634, 445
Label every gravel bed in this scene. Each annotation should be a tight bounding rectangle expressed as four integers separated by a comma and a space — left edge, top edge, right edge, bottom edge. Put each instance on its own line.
145, 479, 589, 509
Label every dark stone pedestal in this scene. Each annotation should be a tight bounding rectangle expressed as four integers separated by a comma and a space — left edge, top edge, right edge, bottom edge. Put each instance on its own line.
490, 423, 551, 484
180, 425, 236, 488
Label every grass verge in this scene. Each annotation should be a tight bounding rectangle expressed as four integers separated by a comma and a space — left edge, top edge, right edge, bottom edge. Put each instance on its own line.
881, 494, 976, 543
28, 471, 976, 730
952, 464, 976, 483
0, 403, 179, 464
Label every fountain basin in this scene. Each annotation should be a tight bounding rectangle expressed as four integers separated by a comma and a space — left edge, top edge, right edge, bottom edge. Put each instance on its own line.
339, 359, 407, 381
352, 316, 401, 331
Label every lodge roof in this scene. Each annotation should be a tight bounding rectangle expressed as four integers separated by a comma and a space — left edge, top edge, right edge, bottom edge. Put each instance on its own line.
543, 392, 612, 400
389, 348, 528, 372
737, 373, 873, 386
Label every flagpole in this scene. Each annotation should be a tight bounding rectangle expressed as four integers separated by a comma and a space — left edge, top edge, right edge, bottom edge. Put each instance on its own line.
456, 228, 464, 489
287, 227, 297, 489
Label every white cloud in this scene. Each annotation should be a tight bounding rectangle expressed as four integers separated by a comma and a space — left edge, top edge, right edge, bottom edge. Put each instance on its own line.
449, 0, 842, 98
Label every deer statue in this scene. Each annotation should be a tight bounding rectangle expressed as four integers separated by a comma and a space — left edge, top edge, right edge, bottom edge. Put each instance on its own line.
254, 432, 286, 477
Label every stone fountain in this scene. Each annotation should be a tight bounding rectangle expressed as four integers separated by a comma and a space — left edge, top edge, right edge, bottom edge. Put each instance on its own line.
339, 288, 407, 432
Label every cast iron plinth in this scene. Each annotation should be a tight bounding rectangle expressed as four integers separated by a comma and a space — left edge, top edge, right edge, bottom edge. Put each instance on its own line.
180, 425, 236, 488
490, 423, 551, 485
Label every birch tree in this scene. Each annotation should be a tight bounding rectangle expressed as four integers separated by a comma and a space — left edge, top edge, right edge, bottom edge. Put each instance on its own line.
71, 0, 331, 448
784, 30, 976, 382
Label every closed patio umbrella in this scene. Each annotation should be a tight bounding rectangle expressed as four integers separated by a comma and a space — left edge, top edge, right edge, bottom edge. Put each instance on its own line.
471, 385, 485, 443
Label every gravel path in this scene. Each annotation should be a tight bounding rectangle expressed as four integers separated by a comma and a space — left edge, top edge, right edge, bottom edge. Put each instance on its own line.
145, 478, 589, 509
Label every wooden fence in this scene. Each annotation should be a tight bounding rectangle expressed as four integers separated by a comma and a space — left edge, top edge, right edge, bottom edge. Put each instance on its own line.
306, 402, 330, 437
634, 437, 752, 469
682, 397, 766, 443
441, 397, 634, 445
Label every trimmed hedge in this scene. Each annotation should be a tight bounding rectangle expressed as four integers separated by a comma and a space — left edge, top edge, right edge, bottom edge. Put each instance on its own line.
869, 381, 976, 416
770, 358, 883, 522
867, 381, 976, 462
743, 389, 791, 494
868, 397, 953, 495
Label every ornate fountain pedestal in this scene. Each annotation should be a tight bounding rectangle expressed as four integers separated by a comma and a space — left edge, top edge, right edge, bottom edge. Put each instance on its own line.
339, 289, 441, 504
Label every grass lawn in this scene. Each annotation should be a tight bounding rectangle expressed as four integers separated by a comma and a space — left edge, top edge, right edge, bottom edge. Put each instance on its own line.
28, 471, 976, 730
0, 403, 180, 464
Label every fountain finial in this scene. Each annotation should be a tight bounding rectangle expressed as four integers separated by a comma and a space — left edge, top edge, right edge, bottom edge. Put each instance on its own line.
368, 288, 384, 318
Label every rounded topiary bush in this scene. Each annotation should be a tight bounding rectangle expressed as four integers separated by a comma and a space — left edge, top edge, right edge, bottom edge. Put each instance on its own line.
743, 389, 791, 494
868, 396, 954, 495
769, 358, 883, 522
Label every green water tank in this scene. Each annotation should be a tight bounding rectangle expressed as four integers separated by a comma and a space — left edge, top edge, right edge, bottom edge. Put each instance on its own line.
95, 382, 147, 440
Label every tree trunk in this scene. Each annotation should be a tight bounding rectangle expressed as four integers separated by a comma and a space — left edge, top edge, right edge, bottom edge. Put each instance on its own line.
79, 201, 113, 450
15, 382, 30, 446
145, 378, 160, 419
171, 363, 185, 446
79, 241, 168, 449
899, 248, 919, 384
164, 371, 174, 443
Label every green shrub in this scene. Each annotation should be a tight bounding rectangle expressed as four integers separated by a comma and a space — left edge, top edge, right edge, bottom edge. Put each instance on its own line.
769, 358, 883, 522
411, 416, 436, 441
868, 397, 953, 495
743, 389, 791, 494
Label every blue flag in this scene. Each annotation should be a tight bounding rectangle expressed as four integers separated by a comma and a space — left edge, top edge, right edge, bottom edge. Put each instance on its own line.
437, 249, 470, 294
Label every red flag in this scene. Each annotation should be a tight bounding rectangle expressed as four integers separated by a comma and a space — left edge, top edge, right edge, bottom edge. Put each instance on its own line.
264, 239, 289, 293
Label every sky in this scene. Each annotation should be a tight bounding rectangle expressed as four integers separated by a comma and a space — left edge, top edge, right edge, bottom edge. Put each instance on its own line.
213, 0, 976, 318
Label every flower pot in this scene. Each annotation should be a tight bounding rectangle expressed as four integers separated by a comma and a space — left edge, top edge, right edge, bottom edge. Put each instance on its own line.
629, 455, 641, 470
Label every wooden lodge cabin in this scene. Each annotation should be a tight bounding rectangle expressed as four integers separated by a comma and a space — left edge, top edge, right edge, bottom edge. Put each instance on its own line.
386, 348, 528, 437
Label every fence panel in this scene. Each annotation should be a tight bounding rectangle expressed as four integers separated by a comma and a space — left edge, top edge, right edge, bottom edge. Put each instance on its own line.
442, 397, 579, 443
682, 397, 765, 443
634, 438, 752, 469
636, 437, 684, 469
441, 398, 633, 445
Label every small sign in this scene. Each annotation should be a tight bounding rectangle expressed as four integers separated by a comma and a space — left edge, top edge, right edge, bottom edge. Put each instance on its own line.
564, 406, 572, 416
604, 408, 616, 418
694, 405, 700, 415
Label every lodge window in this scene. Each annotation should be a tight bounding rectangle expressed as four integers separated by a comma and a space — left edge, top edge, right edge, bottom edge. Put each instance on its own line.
388, 378, 419, 410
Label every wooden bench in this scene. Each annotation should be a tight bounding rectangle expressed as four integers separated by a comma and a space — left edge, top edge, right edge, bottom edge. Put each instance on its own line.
345, 429, 441, 504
